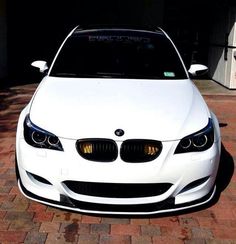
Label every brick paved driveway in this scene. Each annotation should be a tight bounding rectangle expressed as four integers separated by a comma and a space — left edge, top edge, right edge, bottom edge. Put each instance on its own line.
0, 83, 235, 243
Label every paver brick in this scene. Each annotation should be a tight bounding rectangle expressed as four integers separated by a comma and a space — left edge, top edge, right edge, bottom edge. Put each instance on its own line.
152, 236, 184, 244
52, 211, 81, 222
150, 216, 180, 227
100, 234, 131, 244
91, 223, 110, 234
9, 185, 21, 194
0, 220, 10, 231
27, 202, 47, 212
0, 186, 12, 194
4, 211, 34, 221
46, 232, 76, 244
196, 217, 219, 228
33, 211, 54, 222
0, 179, 6, 186
81, 215, 101, 224
0, 194, 15, 204
212, 227, 236, 239
39, 222, 60, 233
205, 239, 234, 244
4, 179, 17, 187
111, 224, 140, 235
63, 221, 80, 242
212, 207, 236, 220
46, 206, 66, 214
185, 239, 206, 244
160, 226, 192, 241
140, 225, 161, 236
77, 223, 91, 234
24, 231, 47, 244
102, 217, 130, 224
0, 231, 27, 242
230, 220, 236, 228
77, 234, 99, 244
12, 195, 29, 211
191, 227, 214, 239
130, 218, 150, 225
0, 211, 7, 219
179, 217, 199, 227
8, 219, 40, 231
131, 236, 152, 244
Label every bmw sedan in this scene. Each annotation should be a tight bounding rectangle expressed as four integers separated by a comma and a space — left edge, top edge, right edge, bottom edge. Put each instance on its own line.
15, 26, 221, 215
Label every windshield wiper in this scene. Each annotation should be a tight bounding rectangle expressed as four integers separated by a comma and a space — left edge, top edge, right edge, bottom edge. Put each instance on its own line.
52, 72, 158, 79
53, 72, 78, 77
96, 72, 125, 78
52, 72, 113, 78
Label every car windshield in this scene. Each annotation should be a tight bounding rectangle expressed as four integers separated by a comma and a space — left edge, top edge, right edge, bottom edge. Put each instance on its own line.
50, 29, 187, 79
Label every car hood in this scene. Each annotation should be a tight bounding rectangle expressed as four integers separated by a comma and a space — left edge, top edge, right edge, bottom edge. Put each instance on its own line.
29, 77, 210, 141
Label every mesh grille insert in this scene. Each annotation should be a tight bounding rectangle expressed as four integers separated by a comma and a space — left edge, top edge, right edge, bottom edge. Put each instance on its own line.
76, 139, 118, 162
121, 139, 162, 162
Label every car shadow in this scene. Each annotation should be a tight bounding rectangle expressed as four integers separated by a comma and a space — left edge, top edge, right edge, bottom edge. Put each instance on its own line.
213, 143, 234, 199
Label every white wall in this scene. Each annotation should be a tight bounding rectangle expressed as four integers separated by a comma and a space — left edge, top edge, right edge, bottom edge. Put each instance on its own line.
228, 9, 236, 89
208, 6, 236, 89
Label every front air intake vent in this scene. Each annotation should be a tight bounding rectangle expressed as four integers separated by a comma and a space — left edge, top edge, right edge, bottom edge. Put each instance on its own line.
120, 139, 162, 163
63, 181, 172, 198
76, 139, 118, 162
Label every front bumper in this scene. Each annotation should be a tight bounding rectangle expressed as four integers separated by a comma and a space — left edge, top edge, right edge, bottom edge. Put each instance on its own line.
16, 134, 220, 215
18, 175, 216, 215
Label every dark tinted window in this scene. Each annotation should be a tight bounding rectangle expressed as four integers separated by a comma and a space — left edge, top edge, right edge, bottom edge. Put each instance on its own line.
50, 30, 187, 79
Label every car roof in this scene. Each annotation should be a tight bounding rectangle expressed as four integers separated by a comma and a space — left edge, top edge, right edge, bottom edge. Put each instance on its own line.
73, 25, 164, 36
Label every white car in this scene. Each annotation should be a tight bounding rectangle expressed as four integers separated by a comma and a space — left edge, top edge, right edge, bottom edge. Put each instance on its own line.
16, 26, 221, 215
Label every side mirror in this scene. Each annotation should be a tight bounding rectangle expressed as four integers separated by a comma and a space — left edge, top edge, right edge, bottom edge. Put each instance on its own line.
188, 64, 208, 77
31, 60, 48, 73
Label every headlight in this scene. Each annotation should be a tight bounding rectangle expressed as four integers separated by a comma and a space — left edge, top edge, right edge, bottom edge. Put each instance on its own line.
23, 114, 63, 151
175, 119, 214, 154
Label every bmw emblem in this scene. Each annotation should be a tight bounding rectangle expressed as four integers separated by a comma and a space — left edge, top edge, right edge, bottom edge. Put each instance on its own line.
115, 129, 125, 137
